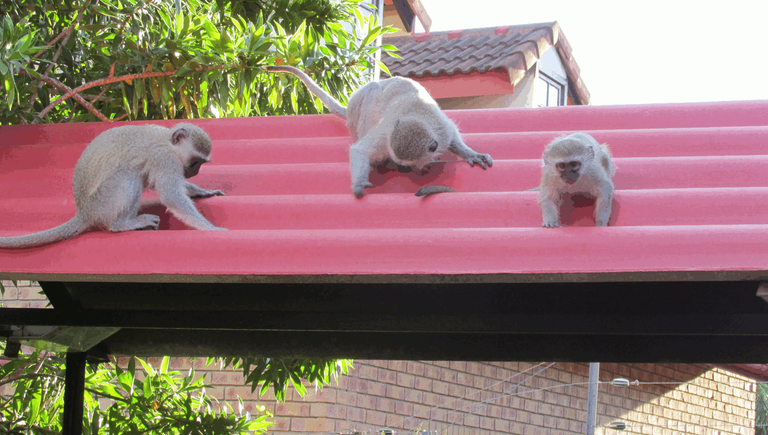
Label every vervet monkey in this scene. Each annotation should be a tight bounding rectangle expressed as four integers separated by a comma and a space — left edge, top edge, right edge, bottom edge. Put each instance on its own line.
263, 65, 493, 197
537, 132, 616, 227
0, 123, 225, 249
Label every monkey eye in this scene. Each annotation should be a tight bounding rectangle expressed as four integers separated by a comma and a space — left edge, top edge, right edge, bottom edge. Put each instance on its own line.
570, 161, 580, 170
556, 163, 566, 171
428, 140, 438, 152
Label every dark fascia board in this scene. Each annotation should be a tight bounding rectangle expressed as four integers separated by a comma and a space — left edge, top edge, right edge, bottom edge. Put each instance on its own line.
392, 0, 415, 33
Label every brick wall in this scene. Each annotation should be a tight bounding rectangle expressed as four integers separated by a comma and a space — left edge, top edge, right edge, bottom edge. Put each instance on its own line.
1, 281, 759, 435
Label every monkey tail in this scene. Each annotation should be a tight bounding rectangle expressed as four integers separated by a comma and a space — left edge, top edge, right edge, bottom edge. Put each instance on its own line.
415, 186, 458, 197
0, 216, 89, 249
262, 65, 348, 119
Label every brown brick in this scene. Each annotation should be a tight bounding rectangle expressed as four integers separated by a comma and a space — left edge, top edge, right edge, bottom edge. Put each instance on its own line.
433, 380, 450, 395
271, 417, 290, 431
225, 386, 268, 402
365, 410, 386, 426
275, 402, 310, 417
290, 417, 335, 432
305, 388, 336, 403
16, 287, 46, 300
414, 376, 432, 392
377, 369, 397, 385
357, 365, 378, 381
386, 384, 405, 400
464, 414, 480, 427
310, 403, 346, 419
466, 362, 482, 375
376, 397, 396, 413
425, 365, 441, 379
210, 371, 245, 386
337, 390, 357, 406
441, 369, 458, 384
394, 400, 413, 415
407, 361, 425, 376
357, 394, 377, 410
0, 283, 18, 299
480, 416, 494, 430
396, 372, 415, 388
347, 407, 366, 423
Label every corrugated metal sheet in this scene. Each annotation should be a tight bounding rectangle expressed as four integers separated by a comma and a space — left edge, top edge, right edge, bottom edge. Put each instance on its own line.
1, 100, 768, 282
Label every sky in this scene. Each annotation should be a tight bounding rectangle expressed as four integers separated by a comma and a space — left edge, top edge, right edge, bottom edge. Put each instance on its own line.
416, 0, 768, 106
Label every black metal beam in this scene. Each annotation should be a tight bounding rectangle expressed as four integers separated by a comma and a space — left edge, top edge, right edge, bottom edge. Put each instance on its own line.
39, 281, 81, 311
62, 352, 86, 435
101, 329, 768, 363
4, 308, 768, 336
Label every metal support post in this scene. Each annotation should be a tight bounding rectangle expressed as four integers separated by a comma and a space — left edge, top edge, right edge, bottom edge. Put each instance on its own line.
586, 362, 599, 435
62, 352, 87, 435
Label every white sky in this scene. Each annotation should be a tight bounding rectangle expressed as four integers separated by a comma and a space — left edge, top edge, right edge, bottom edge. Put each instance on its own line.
416, 0, 768, 106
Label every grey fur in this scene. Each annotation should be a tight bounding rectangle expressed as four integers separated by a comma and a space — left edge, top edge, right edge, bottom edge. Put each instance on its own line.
536, 132, 616, 227
264, 65, 493, 197
0, 123, 225, 249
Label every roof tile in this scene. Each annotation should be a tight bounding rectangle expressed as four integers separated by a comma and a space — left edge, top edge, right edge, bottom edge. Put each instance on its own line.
384, 22, 589, 103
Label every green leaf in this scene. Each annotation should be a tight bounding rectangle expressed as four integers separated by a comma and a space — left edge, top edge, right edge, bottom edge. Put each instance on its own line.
160, 356, 170, 375
360, 25, 381, 47
136, 357, 155, 377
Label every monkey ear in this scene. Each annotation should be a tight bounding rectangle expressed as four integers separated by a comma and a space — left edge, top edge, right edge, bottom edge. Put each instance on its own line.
585, 146, 596, 162
172, 128, 189, 146
428, 139, 438, 152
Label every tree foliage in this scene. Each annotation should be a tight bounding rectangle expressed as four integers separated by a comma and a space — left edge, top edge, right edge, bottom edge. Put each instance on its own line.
0, 345, 273, 435
217, 357, 353, 402
0, 0, 398, 124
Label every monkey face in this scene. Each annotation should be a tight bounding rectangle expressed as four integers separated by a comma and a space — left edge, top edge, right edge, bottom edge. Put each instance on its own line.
389, 118, 443, 172
556, 160, 582, 184
184, 156, 208, 178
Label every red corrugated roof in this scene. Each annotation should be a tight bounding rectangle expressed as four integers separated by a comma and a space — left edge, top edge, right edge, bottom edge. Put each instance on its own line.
2, 100, 768, 282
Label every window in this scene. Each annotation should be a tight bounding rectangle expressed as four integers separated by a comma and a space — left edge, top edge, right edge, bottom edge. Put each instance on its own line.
534, 72, 566, 107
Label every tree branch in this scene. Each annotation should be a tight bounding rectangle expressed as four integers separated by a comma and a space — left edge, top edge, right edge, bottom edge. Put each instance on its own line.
27, 30, 73, 113
36, 64, 229, 121
26, 72, 111, 123
0, 372, 62, 388
85, 387, 129, 403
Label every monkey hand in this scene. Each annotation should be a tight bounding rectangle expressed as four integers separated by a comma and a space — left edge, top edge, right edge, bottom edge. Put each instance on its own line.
352, 181, 373, 198
465, 152, 493, 169
542, 221, 561, 228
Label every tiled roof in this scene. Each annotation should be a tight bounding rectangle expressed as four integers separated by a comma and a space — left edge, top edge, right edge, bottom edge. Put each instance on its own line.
1, 100, 768, 281
384, 22, 590, 104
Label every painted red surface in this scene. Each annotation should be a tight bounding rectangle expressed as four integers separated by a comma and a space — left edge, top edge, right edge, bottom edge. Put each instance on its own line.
412, 69, 514, 99
1, 100, 768, 280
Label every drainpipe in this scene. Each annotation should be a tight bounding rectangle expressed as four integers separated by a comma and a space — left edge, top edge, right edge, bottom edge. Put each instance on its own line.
586, 362, 600, 435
